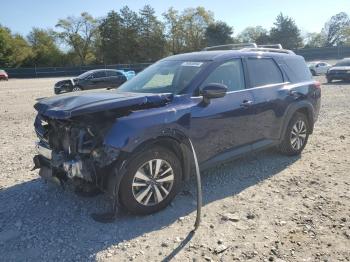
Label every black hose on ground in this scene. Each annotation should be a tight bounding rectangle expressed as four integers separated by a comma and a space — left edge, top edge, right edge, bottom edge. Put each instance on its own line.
188, 138, 202, 231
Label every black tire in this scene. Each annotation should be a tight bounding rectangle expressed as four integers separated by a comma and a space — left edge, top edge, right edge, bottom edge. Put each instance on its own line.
119, 146, 182, 215
279, 112, 310, 156
310, 69, 316, 76
327, 77, 332, 83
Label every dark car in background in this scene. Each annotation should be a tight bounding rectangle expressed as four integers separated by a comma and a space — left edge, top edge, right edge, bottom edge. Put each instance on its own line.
34, 43, 321, 215
0, 70, 8, 81
54, 69, 135, 94
326, 58, 350, 83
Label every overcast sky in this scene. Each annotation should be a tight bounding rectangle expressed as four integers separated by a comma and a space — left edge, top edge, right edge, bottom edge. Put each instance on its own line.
1, 0, 349, 36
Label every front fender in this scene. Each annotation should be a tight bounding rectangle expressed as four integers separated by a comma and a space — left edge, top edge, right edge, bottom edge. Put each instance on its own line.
103, 99, 193, 152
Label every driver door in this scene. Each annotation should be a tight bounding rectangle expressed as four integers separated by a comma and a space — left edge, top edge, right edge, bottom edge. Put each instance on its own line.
190, 59, 257, 165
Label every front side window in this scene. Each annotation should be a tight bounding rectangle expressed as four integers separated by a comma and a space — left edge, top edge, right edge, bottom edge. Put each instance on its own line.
247, 58, 284, 87
118, 60, 206, 94
200, 59, 245, 92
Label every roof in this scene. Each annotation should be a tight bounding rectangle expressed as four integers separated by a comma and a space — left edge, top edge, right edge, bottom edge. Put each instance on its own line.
163, 50, 297, 62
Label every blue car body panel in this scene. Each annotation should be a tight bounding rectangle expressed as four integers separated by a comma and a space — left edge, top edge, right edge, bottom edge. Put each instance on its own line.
34, 50, 321, 173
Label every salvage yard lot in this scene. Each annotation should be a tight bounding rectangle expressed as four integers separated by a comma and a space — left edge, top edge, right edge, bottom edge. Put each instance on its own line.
0, 77, 349, 261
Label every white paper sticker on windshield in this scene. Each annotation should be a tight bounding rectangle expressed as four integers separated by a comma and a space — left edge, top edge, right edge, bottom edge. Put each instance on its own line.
181, 62, 203, 67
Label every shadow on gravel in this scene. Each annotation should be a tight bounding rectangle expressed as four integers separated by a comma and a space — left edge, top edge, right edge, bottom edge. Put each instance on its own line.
0, 148, 299, 261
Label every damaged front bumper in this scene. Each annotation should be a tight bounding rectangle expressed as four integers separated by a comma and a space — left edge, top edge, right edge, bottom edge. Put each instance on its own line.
33, 139, 121, 191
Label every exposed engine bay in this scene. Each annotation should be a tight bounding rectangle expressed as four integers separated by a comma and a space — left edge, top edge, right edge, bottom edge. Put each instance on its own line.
33, 113, 120, 192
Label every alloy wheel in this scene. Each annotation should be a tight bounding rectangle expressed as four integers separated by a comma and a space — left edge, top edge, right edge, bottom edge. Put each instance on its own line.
72, 87, 81, 92
132, 159, 174, 206
290, 120, 307, 150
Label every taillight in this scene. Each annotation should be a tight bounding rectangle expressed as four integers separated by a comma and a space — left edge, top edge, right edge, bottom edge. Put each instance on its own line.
314, 81, 321, 89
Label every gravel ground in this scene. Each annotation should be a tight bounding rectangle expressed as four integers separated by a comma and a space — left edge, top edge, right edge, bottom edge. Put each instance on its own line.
0, 76, 349, 262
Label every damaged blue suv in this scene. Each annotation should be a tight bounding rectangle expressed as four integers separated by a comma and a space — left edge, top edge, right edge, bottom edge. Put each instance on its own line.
33, 44, 321, 215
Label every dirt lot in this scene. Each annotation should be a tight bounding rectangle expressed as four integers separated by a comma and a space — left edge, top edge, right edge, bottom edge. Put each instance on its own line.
0, 76, 349, 262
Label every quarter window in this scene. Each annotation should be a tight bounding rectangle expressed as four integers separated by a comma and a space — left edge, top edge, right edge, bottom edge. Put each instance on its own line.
247, 58, 283, 87
200, 59, 245, 92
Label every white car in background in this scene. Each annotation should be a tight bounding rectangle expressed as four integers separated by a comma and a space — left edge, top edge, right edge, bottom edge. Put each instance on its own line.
308, 61, 331, 76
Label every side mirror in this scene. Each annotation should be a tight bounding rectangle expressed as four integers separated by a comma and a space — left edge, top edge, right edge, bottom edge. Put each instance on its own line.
200, 83, 227, 105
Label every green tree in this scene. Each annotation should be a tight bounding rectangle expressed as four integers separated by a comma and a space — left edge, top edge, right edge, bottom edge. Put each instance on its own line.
163, 7, 186, 54
99, 11, 123, 64
205, 21, 233, 46
0, 25, 32, 67
27, 28, 63, 66
182, 7, 214, 51
138, 5, 166, 61
238, 26, 270, 44
322, 12, 350, 46
119, 6, 140, 63
304, 32, 326, 48
269, 13, 303, 49
55, 12, 98, 65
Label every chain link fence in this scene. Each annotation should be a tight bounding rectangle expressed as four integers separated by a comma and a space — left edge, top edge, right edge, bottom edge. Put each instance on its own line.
4, 46, 350, 78
3, 63, 152, 78
294, 46, 350, 61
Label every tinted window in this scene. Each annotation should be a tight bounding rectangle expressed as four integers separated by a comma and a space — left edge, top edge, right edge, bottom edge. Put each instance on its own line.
106, 70, 122, 77
247, 58, 283, 87
284, 56, 312, 82
200, 59, 245, 92
93, 71, 106, 78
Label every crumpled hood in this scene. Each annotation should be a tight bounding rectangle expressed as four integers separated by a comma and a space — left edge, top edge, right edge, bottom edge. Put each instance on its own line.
34, 90, 173, 119
329, 66, 350, 71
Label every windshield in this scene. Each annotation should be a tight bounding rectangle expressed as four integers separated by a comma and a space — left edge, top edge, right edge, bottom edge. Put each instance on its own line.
335, 59, 350, 67
117, 60, 207, 94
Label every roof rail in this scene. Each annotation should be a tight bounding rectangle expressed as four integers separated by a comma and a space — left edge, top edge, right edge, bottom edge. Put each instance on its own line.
257, 44, 283, 49
203, 43, 257, 51
241, 47, 295, 55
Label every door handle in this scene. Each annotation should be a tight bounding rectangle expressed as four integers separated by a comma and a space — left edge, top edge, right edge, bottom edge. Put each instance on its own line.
240, 100, 253, 108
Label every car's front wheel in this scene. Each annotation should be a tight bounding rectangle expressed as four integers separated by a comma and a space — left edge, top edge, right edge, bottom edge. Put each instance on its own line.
119, 146, 182, 215
72, 86, 82, 92
279, 112, 309, 156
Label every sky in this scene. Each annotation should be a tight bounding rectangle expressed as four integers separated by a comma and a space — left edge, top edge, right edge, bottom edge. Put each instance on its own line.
1, 0, 349, 37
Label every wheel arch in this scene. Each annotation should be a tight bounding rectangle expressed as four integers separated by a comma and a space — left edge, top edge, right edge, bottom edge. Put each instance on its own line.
280, 101, 315, 142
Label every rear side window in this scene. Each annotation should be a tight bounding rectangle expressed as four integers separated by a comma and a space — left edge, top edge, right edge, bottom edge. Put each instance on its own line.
106, 70, 122, 77
247, 58, 284, 87
93, 71, 106, 78
284, 56, 312, 82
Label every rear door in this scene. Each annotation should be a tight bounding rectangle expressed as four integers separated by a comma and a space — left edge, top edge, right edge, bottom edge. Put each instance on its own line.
106, 70, 126, 88
88, 70, 107, 89
244, 57, 287, 148
190, 59, 256, 164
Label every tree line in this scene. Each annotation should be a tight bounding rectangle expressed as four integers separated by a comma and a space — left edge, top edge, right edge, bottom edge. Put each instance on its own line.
1, 5, 350, 68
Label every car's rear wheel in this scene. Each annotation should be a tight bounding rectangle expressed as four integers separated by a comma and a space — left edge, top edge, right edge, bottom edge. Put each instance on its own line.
119, 146, 182, 215
72, 86, 82, 92
279, 112, 309, 156
327, 77, 332, 83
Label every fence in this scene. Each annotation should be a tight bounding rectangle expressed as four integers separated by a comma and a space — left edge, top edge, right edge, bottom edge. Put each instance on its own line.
294, 46, 350, 61
4, 46, 350, 78
4, 63, 152, 79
